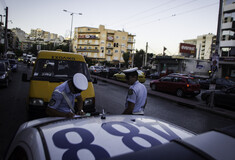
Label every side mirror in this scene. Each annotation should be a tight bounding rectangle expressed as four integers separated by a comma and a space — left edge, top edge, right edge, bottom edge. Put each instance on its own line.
93, 77, 97, 84
22, 73, 30, 82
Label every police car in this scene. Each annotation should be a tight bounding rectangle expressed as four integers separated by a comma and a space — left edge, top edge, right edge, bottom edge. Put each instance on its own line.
5, 115, 235, 160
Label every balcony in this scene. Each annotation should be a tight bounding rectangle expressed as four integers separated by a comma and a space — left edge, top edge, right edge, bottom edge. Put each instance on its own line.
78, 43, 99, 46
220, 40, 235, 47
106, 45, 113, 49
224, 3, 235, 13
127, 40, 134, 43
76, 49, 99, 52
106, 52, 113, 56
78, 35, 100, 39
221, 21, 235, 30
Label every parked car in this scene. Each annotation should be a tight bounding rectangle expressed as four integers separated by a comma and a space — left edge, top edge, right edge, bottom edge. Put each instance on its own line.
113, 70, 146, 83
89, 66, 102, 75
0, 62, 12, 87
150, 75, 200, 97
150, 71, 160, 79
8, 59, 18, 72
0, 59, 11, 70
100, 67, 120, 78
17, 56, 24, 62
5, 115, 194, 160
201, 86, 235, 111
30, 57, 37, 65
199, 78, 235, 89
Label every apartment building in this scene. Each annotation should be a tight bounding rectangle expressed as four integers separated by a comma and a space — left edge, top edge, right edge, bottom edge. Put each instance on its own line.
183, 33, 216, 60
72, 25, 135, 64
218, 0, 235, 80
30, 28, 58, 41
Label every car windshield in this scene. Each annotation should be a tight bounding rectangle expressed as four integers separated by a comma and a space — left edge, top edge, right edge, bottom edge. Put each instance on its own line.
9, 60, 16, 64
0, 63, 5, 71
32, 59, 91, 81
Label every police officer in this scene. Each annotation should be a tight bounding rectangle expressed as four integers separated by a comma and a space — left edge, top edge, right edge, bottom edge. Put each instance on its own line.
122, 68, 147, 115
46, 73, 88, 118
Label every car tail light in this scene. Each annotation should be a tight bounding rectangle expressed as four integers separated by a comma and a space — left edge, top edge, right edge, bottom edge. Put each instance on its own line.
186, 84, 190, 87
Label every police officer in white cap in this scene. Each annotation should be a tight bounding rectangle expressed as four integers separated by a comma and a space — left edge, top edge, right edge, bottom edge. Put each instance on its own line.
46, 73, 88, 118
122, 67, 147, 115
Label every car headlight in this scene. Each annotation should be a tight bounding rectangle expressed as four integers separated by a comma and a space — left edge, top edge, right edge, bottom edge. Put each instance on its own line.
29, 98, 44, 106
0, 74, 6, 79
84, 98, 94, 106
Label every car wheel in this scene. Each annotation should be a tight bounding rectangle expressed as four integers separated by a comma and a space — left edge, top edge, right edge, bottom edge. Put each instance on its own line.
176, 89, 184, 97
151, 84, 157, 91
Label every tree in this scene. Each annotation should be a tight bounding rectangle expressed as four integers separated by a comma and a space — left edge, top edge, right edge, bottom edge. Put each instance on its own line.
122, 52, 130, 68
134, 49, 145, 68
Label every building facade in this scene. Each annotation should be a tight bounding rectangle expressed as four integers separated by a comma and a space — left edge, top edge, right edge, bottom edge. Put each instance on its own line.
72, 25, 135, 64
183, 33, 216, 60
218, 0, 235, 80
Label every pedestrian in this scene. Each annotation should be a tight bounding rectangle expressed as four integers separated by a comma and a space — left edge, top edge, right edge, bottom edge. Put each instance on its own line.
46, 73, 88, 118
122, 67, 147, 115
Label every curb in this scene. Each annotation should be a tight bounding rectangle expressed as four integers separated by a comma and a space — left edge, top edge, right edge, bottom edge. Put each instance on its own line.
91, 75, 235, 120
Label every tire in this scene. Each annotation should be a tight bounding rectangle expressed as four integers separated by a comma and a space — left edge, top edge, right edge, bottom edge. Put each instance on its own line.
176, 89, 184, 97
151, 84, 157, 91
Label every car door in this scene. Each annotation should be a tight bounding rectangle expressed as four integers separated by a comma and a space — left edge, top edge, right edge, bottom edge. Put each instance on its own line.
158, 76, 173, 92
214, 87, 235, 110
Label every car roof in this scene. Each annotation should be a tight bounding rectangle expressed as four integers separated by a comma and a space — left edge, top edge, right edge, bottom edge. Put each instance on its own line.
11, 115, 194, 160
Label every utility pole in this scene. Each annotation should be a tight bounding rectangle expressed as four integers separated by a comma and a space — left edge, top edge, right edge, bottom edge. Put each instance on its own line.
4, 7, 8, 55
63, 9, 82, 52
209, 0, 223, 108
145, 42, 148, 67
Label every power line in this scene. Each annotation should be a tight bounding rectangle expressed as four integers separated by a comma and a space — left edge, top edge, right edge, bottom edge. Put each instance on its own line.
127, 2, 218, 29
115, 0, 198, 29
110, 0, 174, 28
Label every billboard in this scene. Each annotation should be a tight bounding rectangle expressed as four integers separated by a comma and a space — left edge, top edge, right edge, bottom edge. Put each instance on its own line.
179, 43, 196, 56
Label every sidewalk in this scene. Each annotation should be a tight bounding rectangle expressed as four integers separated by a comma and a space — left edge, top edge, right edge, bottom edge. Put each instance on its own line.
91, 75, 235, 120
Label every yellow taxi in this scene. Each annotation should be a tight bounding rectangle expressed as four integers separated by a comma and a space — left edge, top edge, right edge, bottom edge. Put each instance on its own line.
113, 70, 146, 83
22, 50, 95, 119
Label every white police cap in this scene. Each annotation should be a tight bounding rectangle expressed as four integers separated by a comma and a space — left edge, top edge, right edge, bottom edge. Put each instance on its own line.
73, 73, 88, 91
123, 67, 138, 73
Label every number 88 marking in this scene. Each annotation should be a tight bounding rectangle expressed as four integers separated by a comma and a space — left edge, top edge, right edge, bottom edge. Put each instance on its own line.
52, 128, 110, 160
102, 121, 161, 151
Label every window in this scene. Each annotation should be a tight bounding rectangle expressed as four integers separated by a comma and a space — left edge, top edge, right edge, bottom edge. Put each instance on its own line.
116, 36, 119, 39
101, 47, 104, 50
121, 43, 125, 47
162, 76, 173, 82
108, 50, 111, 53
115, 50, 118, 53
122, 36, 126, 40
32, 59, 91, 81
101, 40, 105, 44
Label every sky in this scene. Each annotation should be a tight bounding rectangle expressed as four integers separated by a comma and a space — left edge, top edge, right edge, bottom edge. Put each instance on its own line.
0, 0, 219, 55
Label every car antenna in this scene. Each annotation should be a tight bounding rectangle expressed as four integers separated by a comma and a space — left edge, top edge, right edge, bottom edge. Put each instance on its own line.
101, 109, 106, 120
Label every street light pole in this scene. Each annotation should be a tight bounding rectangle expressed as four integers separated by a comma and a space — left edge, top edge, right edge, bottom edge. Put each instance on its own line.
63, 9, 82, 52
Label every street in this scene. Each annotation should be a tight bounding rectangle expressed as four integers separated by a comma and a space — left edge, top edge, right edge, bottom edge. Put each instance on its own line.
0, 63, 235, 158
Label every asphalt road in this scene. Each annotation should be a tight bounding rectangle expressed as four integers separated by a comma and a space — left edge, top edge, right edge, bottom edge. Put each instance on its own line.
94, 80, 235, 134
0, 63, 235, 159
